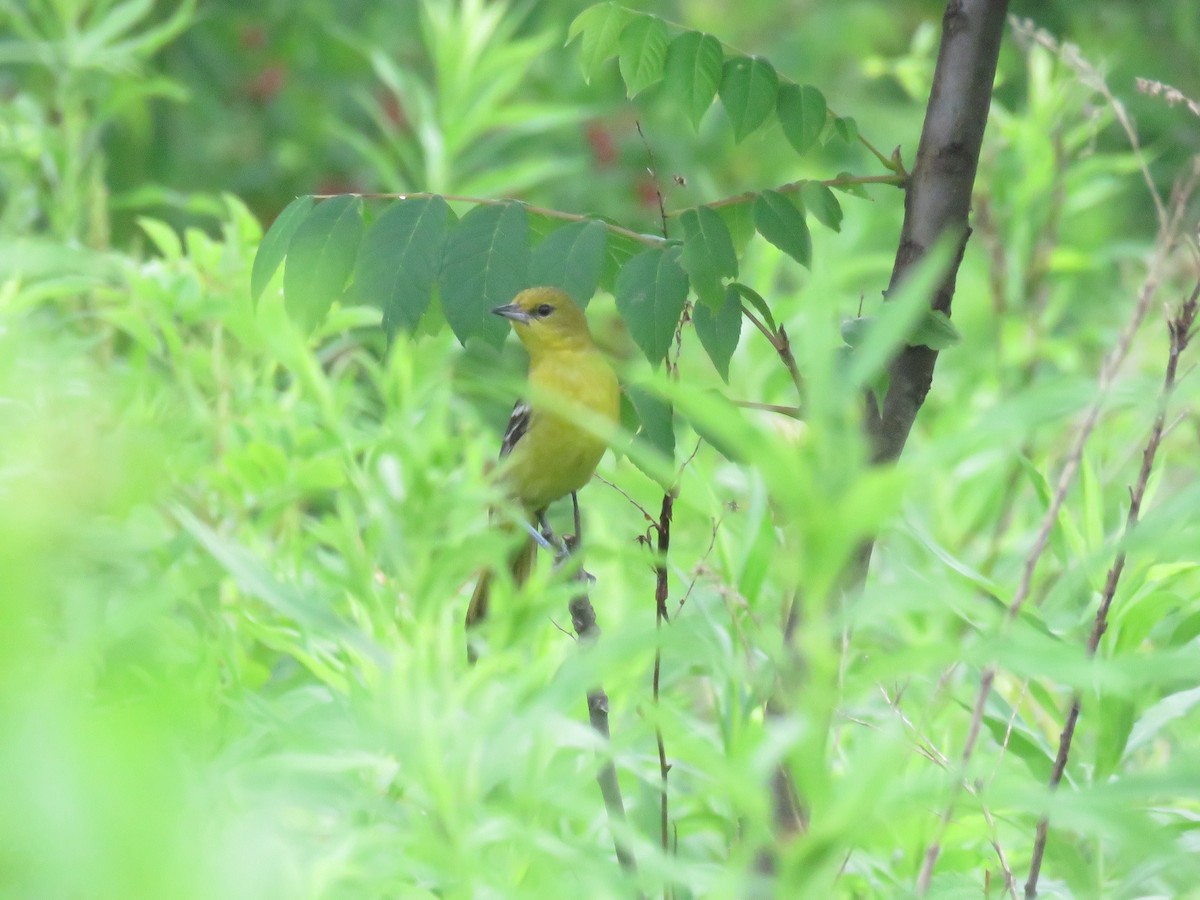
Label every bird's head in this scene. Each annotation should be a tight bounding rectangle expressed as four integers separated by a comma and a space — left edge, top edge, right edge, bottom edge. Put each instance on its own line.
492, 287, 593, 356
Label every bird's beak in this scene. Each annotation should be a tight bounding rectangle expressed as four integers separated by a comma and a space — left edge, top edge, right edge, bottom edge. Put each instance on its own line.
491, 303, 532, 324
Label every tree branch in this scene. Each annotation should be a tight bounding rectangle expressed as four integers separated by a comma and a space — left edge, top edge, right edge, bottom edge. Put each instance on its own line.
920, 157, 1200, 894
738, 305, 805, 403
1023, 280, 1200, 899
865, 0, 1011, 465
568, 583, 638, 875
668, 172, 905, 217
310, 171, 900, 251
563, 497, 638, 876
731, 400, 802, 419
652, 492, 674, 866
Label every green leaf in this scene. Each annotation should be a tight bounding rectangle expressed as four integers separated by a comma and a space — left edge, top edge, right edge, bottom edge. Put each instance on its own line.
283, 195, 363, 331
1081, 450, 1104, 552
842, 238, 956, 391
618, 15, 669, 98
832, 115, 858, 144
777, 84, 827, 155
1170, 609, 1200, 647
440, 203, 530, 347
729, 282, 775, 332
801, 181, 843, 232
910, 309, 961, 350
528, 220, 608, 306
693, 282, 742, 381
982, 712, 1054, 782
173, 506, 382, 665
1093, 694, 1136, 781
626, 383, 675, 465
754, 190, 811, 268
1015, 454, 1070, 565
717, 200, 755, 254
614, 247, 689, 366
251, 195, 313, 304
676, 385, 751, 463
351, 197, 452, 339
679, 206, 738, 309
598, 229, 644, 293
662, 31, 723, 128
138, 217, 182, 260
1124, 685, 1200, 761
719, 56, 778, 142
567, 2, 631, 83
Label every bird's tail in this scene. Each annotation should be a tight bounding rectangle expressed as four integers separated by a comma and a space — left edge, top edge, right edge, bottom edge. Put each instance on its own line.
465, 527, 537, 660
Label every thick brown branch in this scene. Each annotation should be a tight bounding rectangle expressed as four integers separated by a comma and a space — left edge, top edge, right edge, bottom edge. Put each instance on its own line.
768, 5, 1011, 876
866, 0, 1011, 465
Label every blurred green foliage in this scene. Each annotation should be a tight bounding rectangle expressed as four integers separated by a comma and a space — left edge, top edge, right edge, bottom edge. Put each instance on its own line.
2, 0, 1199, 897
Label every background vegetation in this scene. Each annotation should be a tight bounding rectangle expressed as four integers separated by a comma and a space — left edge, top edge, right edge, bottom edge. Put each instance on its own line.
2, 0, 1198, 896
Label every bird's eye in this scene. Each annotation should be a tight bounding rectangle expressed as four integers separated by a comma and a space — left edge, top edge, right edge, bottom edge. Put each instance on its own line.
536, 303, 554, 317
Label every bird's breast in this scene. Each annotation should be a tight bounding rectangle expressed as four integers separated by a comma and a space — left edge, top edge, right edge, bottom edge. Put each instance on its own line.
504, 351, 619, 512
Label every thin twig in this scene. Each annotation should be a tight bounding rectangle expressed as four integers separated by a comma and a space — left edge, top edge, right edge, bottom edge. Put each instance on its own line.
775, 324, 805, 401
309, 171, 899, 252
635, 124, 678, 893
668, 300, 690, 379
635, 120, 670, 242
918, 156, 1198, 893
596, 474, 660, 527
1010, 18, 1169, 232
878, 685, 1018, 899
983, 803, 1020, 900
310, 190, 666, 246
670, 172, 905, 217
731, 400, 803, 419
565, 494, 638, 876
737, 304, 805, 402
977, 132, 1069, 572
740, 304, 780, 348
676, 437, 703, 479
919, 233, 1179, 895
550, 618, 575, 639
652, 492, 675, 870
1024, 279, 1199, 899
676, 515, 724, 616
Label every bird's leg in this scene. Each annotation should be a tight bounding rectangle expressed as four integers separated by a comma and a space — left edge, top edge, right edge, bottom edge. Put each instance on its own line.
563, 492, 593, 581
534, 509, 576, 560
522, 519, 557, 553
535, 510, 558, 553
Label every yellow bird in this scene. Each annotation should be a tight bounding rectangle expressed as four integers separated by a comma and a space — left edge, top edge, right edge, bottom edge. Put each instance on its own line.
465, 286, 621, 646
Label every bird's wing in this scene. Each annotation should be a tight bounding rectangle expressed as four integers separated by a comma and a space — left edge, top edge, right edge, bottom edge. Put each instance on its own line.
498, 399, 531, 459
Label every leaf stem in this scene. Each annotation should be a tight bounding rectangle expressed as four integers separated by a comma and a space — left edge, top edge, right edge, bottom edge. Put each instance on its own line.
731, 400, 802, 419
670, 173, 905, 217
308, 170, 902, 252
